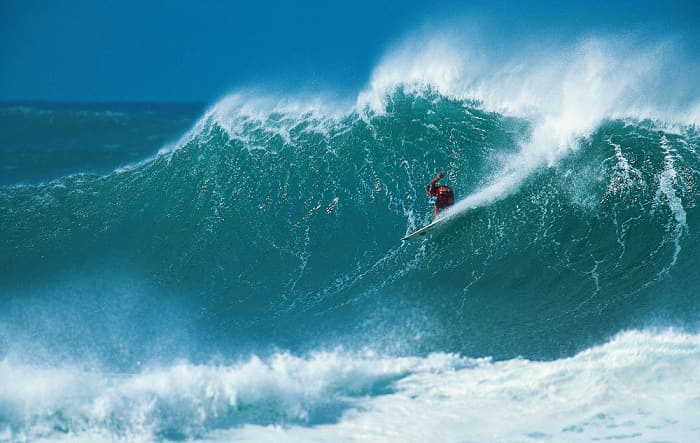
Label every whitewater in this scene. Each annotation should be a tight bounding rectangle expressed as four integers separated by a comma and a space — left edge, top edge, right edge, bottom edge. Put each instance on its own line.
1, 32, 700, 442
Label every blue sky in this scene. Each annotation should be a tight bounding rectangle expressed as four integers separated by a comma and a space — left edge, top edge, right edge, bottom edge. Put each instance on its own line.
1, 0, 698, 102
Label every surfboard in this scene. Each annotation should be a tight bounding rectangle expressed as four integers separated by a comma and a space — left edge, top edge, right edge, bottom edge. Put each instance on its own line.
401, 216, 449, 241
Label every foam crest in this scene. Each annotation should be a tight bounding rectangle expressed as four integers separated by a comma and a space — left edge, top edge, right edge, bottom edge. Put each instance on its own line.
357, 35, 474, 112
0, 351, 471, 442
203, 91, 352, 145
4, 331, 700, 442
211, 330, 700, 443
360, 32, 700, 214
152, 30, 698, 214
361, 32, 698, 127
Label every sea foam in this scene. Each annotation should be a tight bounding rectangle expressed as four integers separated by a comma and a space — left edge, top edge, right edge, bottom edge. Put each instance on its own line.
2, 330, 699, 442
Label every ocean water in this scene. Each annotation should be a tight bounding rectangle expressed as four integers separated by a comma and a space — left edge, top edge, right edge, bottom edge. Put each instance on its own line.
0, 103, 204, 186
1, 36, 700, 442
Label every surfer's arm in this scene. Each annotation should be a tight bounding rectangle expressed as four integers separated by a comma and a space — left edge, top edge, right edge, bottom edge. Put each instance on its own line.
427, 171, 445, 196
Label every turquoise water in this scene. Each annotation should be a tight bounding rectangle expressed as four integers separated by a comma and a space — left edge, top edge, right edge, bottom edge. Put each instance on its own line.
2, 37, 700, 442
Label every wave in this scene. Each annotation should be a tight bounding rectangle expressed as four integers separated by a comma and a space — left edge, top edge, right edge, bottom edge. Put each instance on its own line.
1, 329, 698, 442
362, 33, 700, 217
2, 91, 699, 364
2, 33, 700, 364
2, 27, 700, 443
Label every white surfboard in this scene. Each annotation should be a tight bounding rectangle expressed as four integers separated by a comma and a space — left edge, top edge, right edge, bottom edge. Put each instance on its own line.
401, 216, 450, 241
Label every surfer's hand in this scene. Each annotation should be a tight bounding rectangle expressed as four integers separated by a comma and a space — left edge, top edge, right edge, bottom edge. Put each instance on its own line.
438, 171, 445, 179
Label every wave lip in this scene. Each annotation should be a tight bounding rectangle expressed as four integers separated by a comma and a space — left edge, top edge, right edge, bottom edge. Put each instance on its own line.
356, 32, 700, 218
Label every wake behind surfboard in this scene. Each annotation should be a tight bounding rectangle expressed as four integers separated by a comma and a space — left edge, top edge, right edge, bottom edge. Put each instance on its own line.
402, 173, 518, 241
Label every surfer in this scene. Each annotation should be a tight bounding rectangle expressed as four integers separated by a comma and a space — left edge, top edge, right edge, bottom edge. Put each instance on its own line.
427, 171, 454, 217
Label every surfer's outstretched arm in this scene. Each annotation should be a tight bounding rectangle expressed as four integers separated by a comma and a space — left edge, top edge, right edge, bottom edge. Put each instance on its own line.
427, 171, 445, 196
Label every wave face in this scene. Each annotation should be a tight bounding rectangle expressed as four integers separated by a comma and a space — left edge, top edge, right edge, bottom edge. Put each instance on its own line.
2, 35, 700, 442
3, 89, 699, 360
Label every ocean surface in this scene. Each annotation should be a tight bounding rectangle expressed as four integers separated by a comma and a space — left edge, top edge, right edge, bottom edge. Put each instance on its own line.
2, 36, 700, 442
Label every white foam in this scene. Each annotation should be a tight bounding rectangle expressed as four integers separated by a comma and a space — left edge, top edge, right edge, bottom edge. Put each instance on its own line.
205, 91, 352, 147
3, 330, 700, 442
360, 31, 699, 126
214, 330, 700, 443
0, 350, 471, 442
655, 136, 688, 271
107, 91, 352, 175
357, 31, 700, 215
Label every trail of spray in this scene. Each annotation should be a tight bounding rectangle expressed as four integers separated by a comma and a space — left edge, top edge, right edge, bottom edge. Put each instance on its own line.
358, 32, 700, 216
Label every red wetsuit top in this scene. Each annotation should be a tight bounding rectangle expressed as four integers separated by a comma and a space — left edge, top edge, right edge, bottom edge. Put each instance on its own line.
427, 178, 454, 215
